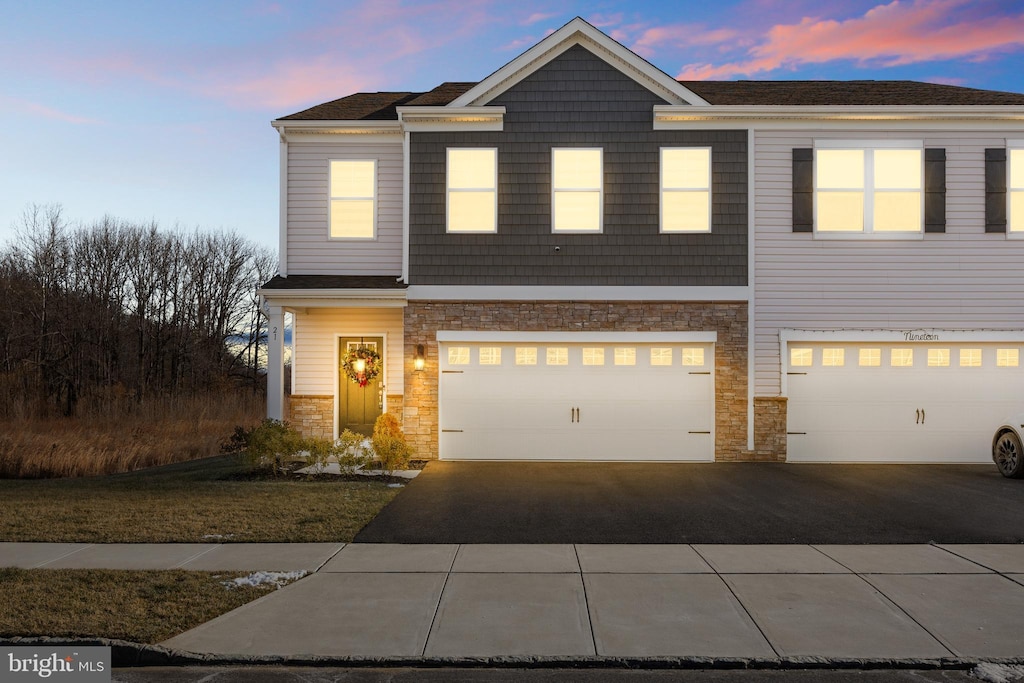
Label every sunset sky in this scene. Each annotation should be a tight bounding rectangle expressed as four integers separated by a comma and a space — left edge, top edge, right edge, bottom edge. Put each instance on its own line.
2, 0, 1024, 252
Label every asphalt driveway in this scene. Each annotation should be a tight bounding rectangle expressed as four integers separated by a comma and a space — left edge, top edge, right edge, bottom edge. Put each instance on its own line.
354, 462, 1024, 544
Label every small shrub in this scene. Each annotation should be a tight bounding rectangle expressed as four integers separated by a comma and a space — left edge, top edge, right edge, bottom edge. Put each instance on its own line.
336, 429, 370, 473
301, 438, 334, 474
244, 419, 304, 476
371, 414, 413, 475
221, 424, 254, 454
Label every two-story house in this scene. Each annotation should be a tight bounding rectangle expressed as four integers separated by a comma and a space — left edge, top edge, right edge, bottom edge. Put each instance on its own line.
259, 17, 1024, 464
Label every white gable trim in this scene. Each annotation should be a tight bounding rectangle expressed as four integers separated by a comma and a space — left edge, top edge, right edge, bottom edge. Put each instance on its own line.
449, 17, 708, 108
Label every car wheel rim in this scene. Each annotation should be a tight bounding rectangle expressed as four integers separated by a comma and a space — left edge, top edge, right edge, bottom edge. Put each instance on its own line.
996, 435, 1020, 473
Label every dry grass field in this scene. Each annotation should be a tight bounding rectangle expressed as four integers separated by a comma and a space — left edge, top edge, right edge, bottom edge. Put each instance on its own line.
0, 392, 263, 478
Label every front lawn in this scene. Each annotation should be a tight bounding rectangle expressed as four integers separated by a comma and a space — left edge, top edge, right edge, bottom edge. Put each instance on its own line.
0, 455, 401, 543
0, 568, 299, 643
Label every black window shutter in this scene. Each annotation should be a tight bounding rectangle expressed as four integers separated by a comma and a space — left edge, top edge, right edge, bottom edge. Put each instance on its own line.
986, 148, 1007, 233
792, 148, 813, 232
924, 148, 946, 233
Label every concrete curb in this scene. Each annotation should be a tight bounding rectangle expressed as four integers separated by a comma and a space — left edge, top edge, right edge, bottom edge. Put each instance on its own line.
4, 637, 1024, 670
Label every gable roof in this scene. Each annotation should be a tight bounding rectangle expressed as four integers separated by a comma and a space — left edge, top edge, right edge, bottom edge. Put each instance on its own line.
449, 17, 708, 107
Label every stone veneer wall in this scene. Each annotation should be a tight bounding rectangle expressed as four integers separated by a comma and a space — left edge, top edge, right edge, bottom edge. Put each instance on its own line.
403, 301, 748, 460
751, 397, 787, 462
287, 395, 334, 440
287, 394, 407, 441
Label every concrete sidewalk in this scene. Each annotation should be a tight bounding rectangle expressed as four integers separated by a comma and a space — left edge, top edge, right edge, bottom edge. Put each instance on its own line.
6, 542, 1024, 661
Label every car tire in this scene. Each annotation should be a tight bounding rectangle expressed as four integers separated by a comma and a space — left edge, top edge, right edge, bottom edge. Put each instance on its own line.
993, 429, 1024, 479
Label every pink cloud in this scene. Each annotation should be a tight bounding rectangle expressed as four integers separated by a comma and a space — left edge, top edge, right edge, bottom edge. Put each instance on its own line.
924, 75, 967, 86
1, 96, 102, 125
677, 0, 1024, 79
501, 35, 537, 51
522, 12, 558, 25
631, 24, 740, 57
586, 13, 623, 29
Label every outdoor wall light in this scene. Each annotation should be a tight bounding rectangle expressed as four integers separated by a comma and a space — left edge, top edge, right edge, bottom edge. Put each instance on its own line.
414, 344, 425, 371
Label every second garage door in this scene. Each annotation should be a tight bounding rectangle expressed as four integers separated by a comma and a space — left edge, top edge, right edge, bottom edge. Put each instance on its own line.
787, 341, 1024, 463
438, 334, 715, 461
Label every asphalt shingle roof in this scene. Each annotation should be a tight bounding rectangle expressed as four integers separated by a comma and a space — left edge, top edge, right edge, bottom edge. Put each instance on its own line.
277, 79, 1024, 121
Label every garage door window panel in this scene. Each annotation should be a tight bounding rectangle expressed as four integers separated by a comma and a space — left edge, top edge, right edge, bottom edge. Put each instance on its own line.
891, 349, 914, 367
479, 347, 502, 365
822, 348, 845, 367
815, 144, 922, 236
448, 347, 470, 365
790, 348, 813, 367
614, 348, 636, 366
859, 348, 881, 367
651, 348, 672, 366
546, 348, 568, 366
927, 349, 950, 367
998, 349, 1020, 367
582, 348, 605, 366
516, 347, 537, 365
959, 349, 982, 367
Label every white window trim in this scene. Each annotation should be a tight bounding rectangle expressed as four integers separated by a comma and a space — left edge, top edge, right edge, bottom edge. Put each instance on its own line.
1008, 141, 1024, 239
551, 147, 603, 233
328, 159, 378, 241
659, 146, 712, 233
446, 147, 498, 234
812, 140, 924, 240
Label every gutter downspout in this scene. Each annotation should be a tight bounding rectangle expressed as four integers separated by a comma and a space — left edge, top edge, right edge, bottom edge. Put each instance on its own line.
400, 123, 410, 283
277, 125, 288, 277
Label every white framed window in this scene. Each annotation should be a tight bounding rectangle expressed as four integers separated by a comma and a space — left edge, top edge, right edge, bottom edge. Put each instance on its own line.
447, 347, 470, 365
329, 159, 376, 239
1010, 147, 1024, 235
546, 347, 568, 366
682, 348, 706, 366
614, 348, 636, 366
447, 148, 497, 233
552, 148, 602, 232
515, 347, 537, 365
790, 348, 812, 367
479, 347, 502, 365
815, 142, 923, 237
650, 348, 672, 366
822, 348, 845, 367
959, 348, 982, 367
997, 349, 1019, 367
891, 348, 914, 367
859, 348, 881, 367
661, 147, 711, 232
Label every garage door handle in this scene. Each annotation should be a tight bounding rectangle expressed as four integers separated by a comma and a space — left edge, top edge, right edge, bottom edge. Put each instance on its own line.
921, 409, 925, 424
916, 409, 920, 424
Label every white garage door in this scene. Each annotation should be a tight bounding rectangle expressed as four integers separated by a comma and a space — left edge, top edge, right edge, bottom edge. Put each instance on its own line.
787, 342, 1024, 462
438, 337, 715, 461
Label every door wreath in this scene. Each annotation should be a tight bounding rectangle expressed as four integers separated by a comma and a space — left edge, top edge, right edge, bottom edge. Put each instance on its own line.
342, 347, 381, 388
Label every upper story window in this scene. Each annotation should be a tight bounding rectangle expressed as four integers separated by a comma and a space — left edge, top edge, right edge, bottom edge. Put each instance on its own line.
329, 160, 376, 239
447, 149, 497, 233
815, 142, 922, 236
552, 148, 602, 232
661, 148, 711, 232
1011, 147, 1024, 234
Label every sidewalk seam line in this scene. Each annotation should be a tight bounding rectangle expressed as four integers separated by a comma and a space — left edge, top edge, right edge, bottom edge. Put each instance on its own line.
33, 544, 94, 568
931, 543, 1002, 574
573, 544, 599, 656
175, 544, 222, 569
420, 544, 459, 656
314, 543, 348, 573
692, 544, 780, 658
855, 572, 957, 658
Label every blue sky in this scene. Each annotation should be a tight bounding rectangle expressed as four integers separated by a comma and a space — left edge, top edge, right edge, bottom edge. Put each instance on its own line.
2, 0, 1024, 252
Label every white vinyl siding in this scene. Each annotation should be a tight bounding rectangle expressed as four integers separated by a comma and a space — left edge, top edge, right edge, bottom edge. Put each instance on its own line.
287, 140, 403, 275
290, 307, 404, 396
754, 130, 1024, 396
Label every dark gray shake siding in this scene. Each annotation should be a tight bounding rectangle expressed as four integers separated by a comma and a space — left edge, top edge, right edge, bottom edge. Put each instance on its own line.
408, 45, 747, 286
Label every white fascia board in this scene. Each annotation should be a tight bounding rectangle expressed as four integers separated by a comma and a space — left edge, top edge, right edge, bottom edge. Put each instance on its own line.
406, 285, 749, 301
397, 107, 505, 132
437, 331, 718, 343
450, 17, 707, 108
257, 288, 408, 309
655, 105, 1024, 131
780, 328, 1024, 344
271, 120, 403, 139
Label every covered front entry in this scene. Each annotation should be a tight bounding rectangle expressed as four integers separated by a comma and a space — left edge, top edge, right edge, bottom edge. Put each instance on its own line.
338, 336, 385, 436
787, 340, 1024, 463
437, 333, 715, 461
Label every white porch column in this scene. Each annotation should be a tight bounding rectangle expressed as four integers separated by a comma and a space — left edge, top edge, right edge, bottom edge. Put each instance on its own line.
266, 304, 285, 420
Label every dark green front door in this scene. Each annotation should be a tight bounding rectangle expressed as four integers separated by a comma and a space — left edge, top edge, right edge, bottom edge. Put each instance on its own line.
339, 336, 384, 436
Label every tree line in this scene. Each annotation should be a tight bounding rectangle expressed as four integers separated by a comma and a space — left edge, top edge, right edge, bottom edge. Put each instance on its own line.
0, 205, 276, 419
